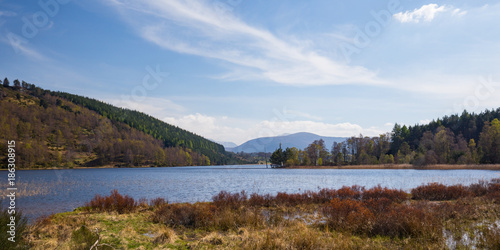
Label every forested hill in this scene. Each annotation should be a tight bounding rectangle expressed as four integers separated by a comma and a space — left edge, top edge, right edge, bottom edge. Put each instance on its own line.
269, 109, 500, 167
51, 91, 226, 163
390, 110, 500, 155
0, 77, 236, 168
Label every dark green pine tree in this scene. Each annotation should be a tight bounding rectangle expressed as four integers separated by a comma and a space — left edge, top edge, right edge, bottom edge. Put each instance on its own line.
13, 79, 21, 89
3, 77, 9, 87
270, 143, 288, 167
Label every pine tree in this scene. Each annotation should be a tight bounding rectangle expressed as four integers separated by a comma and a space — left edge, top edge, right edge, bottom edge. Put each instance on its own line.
3, 77, 9, 87
13, 79, 21, 89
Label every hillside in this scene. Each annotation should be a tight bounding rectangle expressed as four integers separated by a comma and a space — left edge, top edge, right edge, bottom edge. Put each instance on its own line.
227, 132, 346, 153
0, 78, 238, 168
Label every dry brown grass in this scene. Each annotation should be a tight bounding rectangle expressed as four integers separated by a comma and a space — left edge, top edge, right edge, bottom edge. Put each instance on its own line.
153, 228, 178, 245
28, 210, 172, 249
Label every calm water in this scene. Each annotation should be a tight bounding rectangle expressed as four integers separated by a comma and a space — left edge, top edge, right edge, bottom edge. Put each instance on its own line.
2, 165, 499, 222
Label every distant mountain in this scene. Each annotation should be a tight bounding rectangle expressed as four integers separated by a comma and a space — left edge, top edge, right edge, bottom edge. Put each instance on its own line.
211, 140, 238, 149
227, 132, 346, 153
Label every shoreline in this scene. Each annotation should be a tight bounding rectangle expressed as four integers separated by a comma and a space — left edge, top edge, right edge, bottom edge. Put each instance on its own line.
2, 164, 500, 171
281, 164, 500, 170
0, 165, 134, 171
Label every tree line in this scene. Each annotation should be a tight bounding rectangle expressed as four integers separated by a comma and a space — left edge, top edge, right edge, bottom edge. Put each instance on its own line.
270, 109, 500, 167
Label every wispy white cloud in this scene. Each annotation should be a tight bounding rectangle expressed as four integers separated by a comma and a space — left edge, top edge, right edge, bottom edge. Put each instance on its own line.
387, 73, 484, 98
393, 4, 465, 23
1, 34, 47, 61
164, 113, 247, 144
106, 0, 382, 86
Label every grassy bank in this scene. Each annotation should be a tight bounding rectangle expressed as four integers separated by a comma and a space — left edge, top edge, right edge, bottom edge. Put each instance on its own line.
285, 164, 500, 170
5, 180, 500, 249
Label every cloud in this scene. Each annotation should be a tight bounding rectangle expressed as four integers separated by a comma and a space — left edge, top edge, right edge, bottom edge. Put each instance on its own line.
1, 33, 47, 61
393, 4, 465, 23
164, 113, 247, 144
105, 0, 381, 86
105, 96, 186, 118
163, 113, 387, 145
419, 119, 432, 125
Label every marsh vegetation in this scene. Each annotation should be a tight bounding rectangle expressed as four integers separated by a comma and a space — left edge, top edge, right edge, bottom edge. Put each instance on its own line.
7, 179, 497, 249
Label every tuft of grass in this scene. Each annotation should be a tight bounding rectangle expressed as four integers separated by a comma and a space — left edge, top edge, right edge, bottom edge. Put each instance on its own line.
71, 225, 98, 250
153, 228, 178, 245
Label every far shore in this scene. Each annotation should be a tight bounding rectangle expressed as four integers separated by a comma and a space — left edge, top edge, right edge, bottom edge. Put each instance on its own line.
2, 164, 500, 171
282, 164, 500, 170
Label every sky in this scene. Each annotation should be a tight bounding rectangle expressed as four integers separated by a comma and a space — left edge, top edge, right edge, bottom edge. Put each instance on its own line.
1, 0, 500, 145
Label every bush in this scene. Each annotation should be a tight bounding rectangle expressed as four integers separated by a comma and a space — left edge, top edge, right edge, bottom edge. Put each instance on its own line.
310, 188, 337, 203
411, 183, 470, 200
85, 189, 137, 213
322, 198, 374, 234
212, 191, 247, 209
150, 197, 168, 208
152, 202, 262, 230
248, 193, 273, 207
364, 197, 393, 214
275, 192, 310, 206
321, 196, 442, 240
371, 203, 442, 240
363, 185, 407, 203
336, 185, 364, 200
152, 203, 216, 229
211, 185, 410, 209
468, 180, 489, 196
486, 189, 500, 203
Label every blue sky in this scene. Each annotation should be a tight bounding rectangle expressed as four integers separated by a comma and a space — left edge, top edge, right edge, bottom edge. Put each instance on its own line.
1, 0, 500, 145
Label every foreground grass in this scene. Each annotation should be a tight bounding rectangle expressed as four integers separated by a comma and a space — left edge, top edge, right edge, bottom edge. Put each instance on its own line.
21, 180, 500, 249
